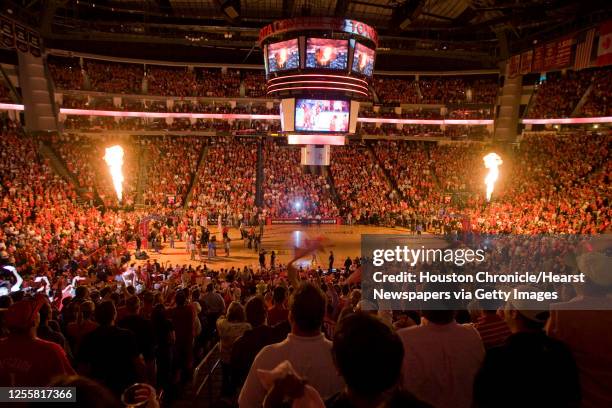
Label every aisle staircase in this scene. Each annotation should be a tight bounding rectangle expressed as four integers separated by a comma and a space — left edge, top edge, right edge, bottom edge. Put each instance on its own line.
326, 169, 342, 211
494, 74, 521, 141
425, 143, 443, 190
183, 144, 209, 209
135, 143, 147, 208
365, 141, 403, 199
571, 83, 594, 117
38, 140, 92, 203
170, 343, 222, 408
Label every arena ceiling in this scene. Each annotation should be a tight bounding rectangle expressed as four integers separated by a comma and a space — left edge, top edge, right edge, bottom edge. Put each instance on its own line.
4, 0, 612, 69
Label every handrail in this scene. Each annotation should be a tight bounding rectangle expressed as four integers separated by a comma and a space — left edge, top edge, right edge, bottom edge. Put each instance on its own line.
192, 342, 220, 401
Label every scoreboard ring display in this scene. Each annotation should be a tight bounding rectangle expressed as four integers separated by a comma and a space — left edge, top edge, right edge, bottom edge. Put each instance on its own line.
259, 17, 378, 99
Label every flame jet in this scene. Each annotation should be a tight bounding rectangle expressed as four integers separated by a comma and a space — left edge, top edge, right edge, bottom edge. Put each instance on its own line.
104, 145, 124, 202
483, 152, 503, 202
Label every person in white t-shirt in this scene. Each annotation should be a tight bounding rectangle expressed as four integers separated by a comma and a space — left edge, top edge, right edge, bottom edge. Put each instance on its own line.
238, 283, 344, 408
398, 305, 484, 408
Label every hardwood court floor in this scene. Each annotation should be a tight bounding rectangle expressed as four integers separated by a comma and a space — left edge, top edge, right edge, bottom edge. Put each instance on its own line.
139, 224, 444, 270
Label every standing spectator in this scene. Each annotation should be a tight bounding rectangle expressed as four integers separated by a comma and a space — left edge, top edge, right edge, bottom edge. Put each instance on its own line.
398, 290, 484, 408
329, 251, 335, 274
0, 295, 75, 386
474, 286, 580, 408
267, 286, 289, 327
547, 251, 612, 408
327, 313, 430, 408
66, 301, 98, 354
117, 296, 156, 384
151, 304, 175, 396
231, 296, 282, 388
472, 297, 511, 350
217, 302, 252, 396
169, 289, 196, 384
77, 300, 145, 396
238, 283, 344, 408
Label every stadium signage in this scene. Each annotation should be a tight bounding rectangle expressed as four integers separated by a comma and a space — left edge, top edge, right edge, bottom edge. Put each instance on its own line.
259, 18, 378, 46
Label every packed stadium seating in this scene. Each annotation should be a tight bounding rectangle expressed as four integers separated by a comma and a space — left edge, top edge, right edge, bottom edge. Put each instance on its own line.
1, 39, 611, 408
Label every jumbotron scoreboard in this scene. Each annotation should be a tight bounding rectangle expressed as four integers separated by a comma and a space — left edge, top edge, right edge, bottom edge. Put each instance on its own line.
259, 17, 378, 165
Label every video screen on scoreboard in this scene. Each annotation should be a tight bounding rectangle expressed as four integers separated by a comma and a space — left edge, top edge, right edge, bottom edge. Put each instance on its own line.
295, 99, 350, 132
352, 42, 375, 77
306, 38, 349, 70
267, 39, 299, 73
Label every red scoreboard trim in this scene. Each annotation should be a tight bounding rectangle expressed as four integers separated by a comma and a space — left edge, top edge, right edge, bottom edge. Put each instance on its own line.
259, 17, 378, 47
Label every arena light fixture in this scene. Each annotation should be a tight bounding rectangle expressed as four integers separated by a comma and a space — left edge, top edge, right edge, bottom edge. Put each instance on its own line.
60, 108, 280, 120
0, 103, 24, 111
521, 117, 612, 125
287, 134, 345, 145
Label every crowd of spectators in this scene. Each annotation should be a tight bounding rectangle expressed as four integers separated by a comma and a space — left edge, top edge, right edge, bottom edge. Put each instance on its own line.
243, 71, 267, 98
330, 143, 400, 224
48, 56, 84, 90
372, 75, 498, 106
45, 134, 139, 207
0, 113, 610, 408
430, 143, 488, 192
263, 141, 338, 218
372, 76, 420, 104
49, 58, 242, 97
463, 131, 610, 234
141, 136, 205, 208
187, 137, 258, 223
527, 70, 593, 118
85, 60, 144, 94
580, 68, 612, 117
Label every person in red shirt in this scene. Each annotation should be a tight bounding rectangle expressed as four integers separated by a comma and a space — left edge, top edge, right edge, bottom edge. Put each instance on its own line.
169, 288, 196, 384
0, 294, 75, 386
267, 286, 289, 327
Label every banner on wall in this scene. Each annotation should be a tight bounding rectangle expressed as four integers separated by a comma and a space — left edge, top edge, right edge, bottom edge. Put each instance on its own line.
519, 50, 533, 74
509, 35, 575, 74
597, 20, 612, 66
0, 15, 41, 57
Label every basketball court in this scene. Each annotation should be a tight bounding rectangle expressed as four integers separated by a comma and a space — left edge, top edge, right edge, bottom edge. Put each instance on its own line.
139, 224, 444, 270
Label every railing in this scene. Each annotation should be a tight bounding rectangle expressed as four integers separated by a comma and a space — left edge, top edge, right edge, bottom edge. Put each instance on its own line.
192, 342, 221, 404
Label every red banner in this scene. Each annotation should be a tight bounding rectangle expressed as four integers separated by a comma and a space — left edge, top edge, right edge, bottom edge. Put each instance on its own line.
520, 50, 533, 74
597, 20, 612, 66
532, 46, 545, 72
259, 17, 378, 46
543, 41, 558, 71
555, 36, 573, 69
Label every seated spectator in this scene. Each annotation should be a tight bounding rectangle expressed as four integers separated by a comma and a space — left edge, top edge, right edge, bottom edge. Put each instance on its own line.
239, 283, 345, 408
0, 294, 75, 386
474, 285, 580, 408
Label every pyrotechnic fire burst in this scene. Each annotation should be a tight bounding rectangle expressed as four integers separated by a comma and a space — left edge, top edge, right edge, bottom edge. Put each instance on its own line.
104, 145, 124, 202
483, 152, 502, 202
